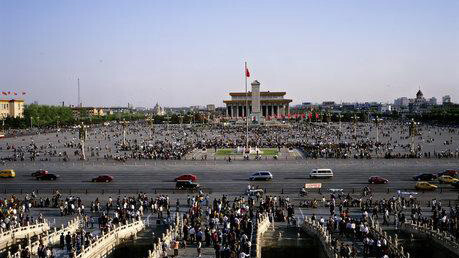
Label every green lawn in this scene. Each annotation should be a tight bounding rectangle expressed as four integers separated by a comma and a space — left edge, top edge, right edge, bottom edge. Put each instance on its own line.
215, 148, 279, 156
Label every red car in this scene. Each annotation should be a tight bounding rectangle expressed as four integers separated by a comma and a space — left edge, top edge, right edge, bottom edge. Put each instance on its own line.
92, 175, 114, 182
32, 170, 48, 177
175, 174, 197, 182
438, 170, 458, 177
368, 176, 389, 184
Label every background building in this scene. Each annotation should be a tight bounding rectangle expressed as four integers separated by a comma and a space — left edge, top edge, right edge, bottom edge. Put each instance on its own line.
0, 99, 25, 119
223, 80, 292, 119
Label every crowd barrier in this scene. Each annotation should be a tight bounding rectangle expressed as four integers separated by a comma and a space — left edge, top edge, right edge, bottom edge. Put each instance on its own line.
401, 221, 459, 256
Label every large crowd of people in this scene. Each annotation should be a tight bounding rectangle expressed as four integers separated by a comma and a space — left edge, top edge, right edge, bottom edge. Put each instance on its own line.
0, 120, 457, 163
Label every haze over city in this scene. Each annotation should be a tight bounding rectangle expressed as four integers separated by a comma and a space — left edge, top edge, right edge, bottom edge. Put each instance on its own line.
1, 0, 458, 107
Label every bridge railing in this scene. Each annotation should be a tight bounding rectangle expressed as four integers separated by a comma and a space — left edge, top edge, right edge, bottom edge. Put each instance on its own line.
249, 212, 270, 258
369, 218, 410, 258
401, 221, 459, 256
301, 216, 338, 258
7, 217, 81, 258
0, 220, 50, 251
75, 218, 144, 258
146, 213, 181, 258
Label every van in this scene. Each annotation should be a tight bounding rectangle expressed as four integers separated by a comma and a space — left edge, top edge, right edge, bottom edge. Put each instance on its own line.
0, 169, 16, 178
309, 168, 333, 179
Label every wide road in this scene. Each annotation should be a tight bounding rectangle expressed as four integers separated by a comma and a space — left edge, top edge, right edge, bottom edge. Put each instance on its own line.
1, 159, 458, 200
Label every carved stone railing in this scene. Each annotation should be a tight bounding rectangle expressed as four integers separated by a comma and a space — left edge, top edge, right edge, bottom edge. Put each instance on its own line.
7, 217, 80, 258
0, 220, 50, 251
401, 221, 459, 256
369, 218, 410, 258
76, 218, 145, 258
301, 217, 338, 258
250, 212, 270, 258
146, 213, 181, 258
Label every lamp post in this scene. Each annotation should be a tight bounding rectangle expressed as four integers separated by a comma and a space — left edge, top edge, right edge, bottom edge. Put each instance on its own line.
78, 122, 88, 160
164, 115, 171, 131
409, 118, 419, 154
337, 114, 344, 132
119, 119, 129, 147
351, 114, 359, 140
178, 114, 184, 128
372, 116, 383, 143
145, 115, 154, 139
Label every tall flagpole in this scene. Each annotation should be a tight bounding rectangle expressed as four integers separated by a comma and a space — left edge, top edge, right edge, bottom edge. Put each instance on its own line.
245, 62, 249, 152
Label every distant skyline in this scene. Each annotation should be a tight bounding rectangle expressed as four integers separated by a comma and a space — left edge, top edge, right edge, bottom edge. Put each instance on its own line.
1, 0, 458, 108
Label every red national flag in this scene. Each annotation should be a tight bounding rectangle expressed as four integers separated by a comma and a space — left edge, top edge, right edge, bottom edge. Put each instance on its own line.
294, 114, 298, 119
288, 114, 291, 119
315, 113, 319, 119
308, 113, 312, 119
302, 114, 306, 119
245, 67, 250, 77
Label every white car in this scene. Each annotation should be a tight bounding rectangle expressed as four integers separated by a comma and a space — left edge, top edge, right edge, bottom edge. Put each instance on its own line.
309, 168, 333, 179
249, 171, 273, 181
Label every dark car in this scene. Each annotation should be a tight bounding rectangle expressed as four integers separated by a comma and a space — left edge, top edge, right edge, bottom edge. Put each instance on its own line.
452, 181, 459, 189
175, 174, 197, 182
32, 170, 48, 177
92, 175, 114, 182
437, 170, 458, 177
413, 173, 437, 181
176, 180, 200, 190
36, 173, 59, 181
368, 176, 388, 184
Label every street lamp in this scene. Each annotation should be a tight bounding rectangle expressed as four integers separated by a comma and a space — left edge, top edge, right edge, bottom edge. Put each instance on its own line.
337, 114, 344, 132
372, 116, 383, 143
164, 115, 171, 131
351, 114, 359, 140
119, 119, 129, 147
178, 114, 184, 128
145, 115, 155, 139
78, 122, 88, 160
409, 118, 420, 154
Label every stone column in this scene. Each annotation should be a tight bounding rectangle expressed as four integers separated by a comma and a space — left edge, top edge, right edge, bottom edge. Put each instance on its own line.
226, 106, 229, 117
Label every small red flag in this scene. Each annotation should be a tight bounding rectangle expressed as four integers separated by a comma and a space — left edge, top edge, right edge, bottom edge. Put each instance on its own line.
245, 67, 250, 77
315, 113, 319, 119
308, 113, 312, 119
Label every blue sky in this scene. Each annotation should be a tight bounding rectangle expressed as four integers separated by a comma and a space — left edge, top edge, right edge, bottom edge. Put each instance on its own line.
1, 0, 458, 107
